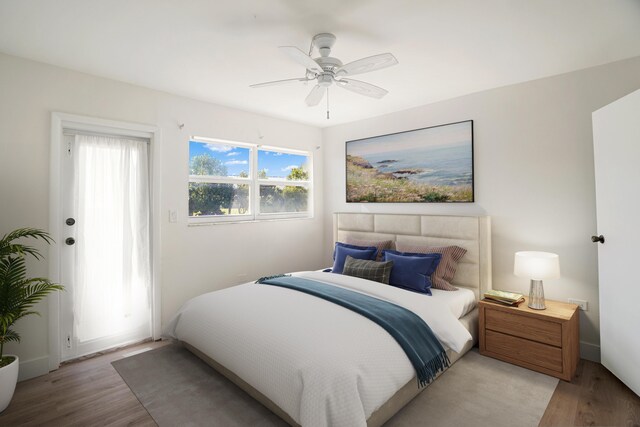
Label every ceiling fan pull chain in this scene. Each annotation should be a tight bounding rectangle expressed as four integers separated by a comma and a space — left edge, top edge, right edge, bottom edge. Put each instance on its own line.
326, 88, 330, 120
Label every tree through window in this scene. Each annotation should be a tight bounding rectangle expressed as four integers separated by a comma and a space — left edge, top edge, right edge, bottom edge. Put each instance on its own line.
188, 139, 312, 223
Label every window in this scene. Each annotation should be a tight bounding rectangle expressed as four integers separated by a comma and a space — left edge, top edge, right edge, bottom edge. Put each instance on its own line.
257, 149, 310, 215
188, 138, 312, 223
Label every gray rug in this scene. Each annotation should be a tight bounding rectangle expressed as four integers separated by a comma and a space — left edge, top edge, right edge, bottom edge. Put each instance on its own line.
112, 344, 558, 427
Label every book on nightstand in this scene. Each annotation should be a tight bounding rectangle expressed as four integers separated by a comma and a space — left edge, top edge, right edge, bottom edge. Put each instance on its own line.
483, 289, 525, 306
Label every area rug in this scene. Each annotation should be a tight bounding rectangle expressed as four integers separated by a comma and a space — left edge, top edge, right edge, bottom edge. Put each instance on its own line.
112, 344, 558, 427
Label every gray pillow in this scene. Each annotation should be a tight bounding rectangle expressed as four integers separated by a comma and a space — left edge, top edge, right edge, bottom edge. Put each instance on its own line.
344, 237, 394, 261
342, 255, 394, 285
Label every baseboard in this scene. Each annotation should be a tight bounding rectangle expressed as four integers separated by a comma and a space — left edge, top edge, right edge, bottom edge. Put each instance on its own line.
18, 355, 50, 381
580, 341, 601, 363
10, 342, 602, 381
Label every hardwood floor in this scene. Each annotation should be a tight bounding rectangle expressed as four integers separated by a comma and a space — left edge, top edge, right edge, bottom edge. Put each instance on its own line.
1, 342, 639, 426
540, 359, 640, 427
0, 341, 168, 426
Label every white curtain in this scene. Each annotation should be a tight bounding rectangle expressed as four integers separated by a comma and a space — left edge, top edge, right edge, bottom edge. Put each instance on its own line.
74, 134, 151, 342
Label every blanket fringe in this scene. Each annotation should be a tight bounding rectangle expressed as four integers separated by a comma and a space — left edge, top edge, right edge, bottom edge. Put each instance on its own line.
255, 274, 291, 284
417, 351, 451, 388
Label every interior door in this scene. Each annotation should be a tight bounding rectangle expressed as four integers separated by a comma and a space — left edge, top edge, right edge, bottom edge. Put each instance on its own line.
592, 88, 640, 396
60, 130, 152, 361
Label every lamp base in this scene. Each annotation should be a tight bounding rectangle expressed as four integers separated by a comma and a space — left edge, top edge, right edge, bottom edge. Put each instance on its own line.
528, 279, 546, 309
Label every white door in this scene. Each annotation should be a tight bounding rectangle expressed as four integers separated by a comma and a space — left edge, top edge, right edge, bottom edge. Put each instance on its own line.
60, 130, 152, 361
592, 88, 640, 397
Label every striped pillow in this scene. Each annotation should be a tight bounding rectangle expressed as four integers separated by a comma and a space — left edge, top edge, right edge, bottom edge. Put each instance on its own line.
344, 237, 394, 262
342, 256, 394, 285
394, 244, 467, 291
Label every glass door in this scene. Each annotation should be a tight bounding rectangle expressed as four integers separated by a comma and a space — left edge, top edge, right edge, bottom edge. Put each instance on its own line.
60, 131, 152, 361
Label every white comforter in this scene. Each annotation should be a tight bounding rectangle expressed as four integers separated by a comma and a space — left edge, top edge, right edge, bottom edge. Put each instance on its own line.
164, 271, 472, 427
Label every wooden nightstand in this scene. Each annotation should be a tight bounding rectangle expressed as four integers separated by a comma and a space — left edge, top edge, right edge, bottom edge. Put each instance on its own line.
479, 297, 579, 381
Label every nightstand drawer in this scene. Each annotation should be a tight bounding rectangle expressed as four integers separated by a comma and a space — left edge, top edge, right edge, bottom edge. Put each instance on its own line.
485, 308, 562, 347
485, 330, 563, 372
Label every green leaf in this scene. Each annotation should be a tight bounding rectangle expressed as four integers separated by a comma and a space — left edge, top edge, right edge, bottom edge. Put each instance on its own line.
0, 328, 20, 344
0, 227, 62, 359
0, 228, 54, 260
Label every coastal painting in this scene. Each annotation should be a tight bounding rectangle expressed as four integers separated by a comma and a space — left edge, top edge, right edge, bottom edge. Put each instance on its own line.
346, 120, 474, 203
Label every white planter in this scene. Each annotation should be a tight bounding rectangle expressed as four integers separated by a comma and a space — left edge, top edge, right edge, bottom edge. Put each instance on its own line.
0, 355, 18, 413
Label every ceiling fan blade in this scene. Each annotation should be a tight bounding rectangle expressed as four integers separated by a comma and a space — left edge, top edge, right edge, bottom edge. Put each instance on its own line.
305, 85, 326, 106
250, 77, 310, 88
279, 46, 324, 74
336, 78, 388, 99
336, 53, 398, 77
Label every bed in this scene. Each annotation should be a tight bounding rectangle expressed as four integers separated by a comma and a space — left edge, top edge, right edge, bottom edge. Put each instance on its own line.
165, 213, 492, 426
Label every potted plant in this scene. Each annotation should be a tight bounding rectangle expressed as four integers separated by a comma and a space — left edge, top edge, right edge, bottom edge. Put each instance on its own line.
0, 228, 63, 413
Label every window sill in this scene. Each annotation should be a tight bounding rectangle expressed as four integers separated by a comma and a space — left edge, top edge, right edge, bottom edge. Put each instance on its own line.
187, 215, 315, 227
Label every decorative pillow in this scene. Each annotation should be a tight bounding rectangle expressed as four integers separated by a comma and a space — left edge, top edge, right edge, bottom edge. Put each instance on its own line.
395, 243, 467, 291
383, 250, 442, 295
332, 242, 378, 275
344, 237, 394, 261
342, 255, 394, 284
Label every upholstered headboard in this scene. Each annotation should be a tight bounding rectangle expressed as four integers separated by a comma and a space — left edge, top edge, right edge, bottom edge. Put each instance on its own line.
333, 213, 492, 299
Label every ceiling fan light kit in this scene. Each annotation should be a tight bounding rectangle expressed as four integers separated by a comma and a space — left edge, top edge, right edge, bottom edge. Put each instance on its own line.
250, 33, 398, 116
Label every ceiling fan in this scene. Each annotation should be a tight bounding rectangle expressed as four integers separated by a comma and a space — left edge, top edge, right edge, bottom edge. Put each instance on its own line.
250, 33, 398, 108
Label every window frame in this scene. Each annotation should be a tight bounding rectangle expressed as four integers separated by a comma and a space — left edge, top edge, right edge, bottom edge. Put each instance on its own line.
188, 136, 313, 224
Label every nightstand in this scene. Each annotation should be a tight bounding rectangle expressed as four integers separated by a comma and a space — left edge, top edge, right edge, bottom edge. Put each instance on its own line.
479, 297, 579, 381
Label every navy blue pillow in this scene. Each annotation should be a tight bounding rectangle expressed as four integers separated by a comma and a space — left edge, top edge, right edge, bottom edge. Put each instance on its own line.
383, 250, 442, 295
332, 242, 378, 274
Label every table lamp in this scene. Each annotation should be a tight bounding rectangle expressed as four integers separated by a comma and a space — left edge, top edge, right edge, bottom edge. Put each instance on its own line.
514, 251, 560, 310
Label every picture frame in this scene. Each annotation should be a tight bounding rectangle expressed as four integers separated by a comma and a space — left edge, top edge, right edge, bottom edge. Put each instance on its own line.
345, 120, 474, 203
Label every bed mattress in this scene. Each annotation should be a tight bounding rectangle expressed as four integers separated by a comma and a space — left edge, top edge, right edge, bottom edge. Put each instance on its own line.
431, 287, 477, 319
164, 271, 475, 427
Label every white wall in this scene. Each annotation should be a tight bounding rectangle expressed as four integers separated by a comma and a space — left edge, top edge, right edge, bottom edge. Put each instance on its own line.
322, 56, 640, 361
0, 53, 324, 379
3, 50, 639, 378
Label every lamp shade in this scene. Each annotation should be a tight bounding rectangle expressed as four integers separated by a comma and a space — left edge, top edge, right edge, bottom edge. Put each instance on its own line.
514, 251, 560, 280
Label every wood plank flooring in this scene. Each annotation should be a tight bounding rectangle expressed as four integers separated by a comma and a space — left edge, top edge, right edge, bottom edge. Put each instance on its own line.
0, 341, 167, 426
1, 341, 639, 426
540, 358, 640, 426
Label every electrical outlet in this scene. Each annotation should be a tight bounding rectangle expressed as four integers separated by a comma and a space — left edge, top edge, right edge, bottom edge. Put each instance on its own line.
568, 298, 588, 311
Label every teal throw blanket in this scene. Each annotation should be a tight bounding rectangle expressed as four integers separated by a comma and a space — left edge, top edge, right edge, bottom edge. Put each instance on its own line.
256, 275, 450, 387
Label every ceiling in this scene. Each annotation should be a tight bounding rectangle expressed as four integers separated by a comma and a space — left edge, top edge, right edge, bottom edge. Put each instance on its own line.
1, 0, 639, 128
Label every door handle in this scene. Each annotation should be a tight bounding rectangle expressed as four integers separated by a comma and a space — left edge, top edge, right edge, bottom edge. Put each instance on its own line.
66, 217, 76, 226
591, 235, 605, 244
65, 237, 76, 246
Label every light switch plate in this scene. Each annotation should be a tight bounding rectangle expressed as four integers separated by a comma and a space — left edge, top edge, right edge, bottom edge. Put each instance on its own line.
169, 209, 178, 223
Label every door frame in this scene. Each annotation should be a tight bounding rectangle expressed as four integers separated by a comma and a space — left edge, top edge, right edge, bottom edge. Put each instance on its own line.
48, 112, 162, 371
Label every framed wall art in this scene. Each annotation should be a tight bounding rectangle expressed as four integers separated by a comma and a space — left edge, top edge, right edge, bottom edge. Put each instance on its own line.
346, 120, 474, 203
